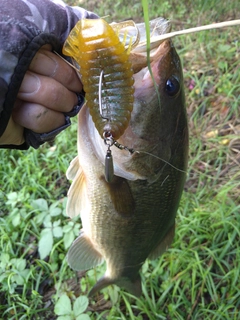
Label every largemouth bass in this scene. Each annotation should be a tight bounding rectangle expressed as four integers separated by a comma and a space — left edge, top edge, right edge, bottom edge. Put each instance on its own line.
65, 18, 188, 297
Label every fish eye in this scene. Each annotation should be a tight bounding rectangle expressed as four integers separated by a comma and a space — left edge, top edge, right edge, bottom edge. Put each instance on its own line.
165, 76, 180, 97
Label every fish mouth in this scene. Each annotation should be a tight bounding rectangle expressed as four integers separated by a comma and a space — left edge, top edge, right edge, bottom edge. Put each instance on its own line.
131, 39, 174, 93
128, 17, 172, 73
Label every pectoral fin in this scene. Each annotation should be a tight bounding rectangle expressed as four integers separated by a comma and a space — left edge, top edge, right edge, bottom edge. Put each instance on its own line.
67, 230, 104, 271
66, 156, 81, 180
106, 177, 135, 216
148, 223, 175, 260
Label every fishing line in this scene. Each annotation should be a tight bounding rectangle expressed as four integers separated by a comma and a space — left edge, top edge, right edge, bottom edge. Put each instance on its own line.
54, 51, 80, 72
161, 175, 169, 187
134, 150, 187, 174
139, 19, 240, 44
111, 137, 187, 174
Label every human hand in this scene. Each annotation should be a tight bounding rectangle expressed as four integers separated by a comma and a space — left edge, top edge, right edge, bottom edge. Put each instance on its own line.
0, 45, 83, 146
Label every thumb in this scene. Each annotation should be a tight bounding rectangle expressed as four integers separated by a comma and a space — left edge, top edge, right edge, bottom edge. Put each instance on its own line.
0, 116, 24, 146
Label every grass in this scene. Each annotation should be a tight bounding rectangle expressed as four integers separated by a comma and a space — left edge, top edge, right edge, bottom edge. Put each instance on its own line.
0, 0, 239, 319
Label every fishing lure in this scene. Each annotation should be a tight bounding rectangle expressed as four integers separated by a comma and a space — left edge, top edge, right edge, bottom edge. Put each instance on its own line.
63, 18, 139, 182
62, 18, 136, 142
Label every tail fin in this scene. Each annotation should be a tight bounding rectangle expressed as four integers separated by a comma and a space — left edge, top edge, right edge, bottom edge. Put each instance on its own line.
88, 274, 142, 297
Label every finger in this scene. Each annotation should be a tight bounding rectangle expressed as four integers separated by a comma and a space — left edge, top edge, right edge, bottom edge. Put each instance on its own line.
17, 71, 78, 113
12, 100, 66, 133
29, 46, 82, 92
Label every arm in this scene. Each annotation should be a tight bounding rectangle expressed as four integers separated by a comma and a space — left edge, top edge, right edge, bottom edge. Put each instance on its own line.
0, 0, 98, 149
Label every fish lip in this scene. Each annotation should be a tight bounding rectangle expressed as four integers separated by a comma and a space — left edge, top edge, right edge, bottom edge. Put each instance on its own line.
130, 38, 173, 74
132, 39, 173, 95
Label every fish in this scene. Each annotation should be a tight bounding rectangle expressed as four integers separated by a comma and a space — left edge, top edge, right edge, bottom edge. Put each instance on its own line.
65, 17, 189, 297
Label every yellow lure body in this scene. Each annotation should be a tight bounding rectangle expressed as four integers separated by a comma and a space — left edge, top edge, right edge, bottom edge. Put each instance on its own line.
63, 19, 135, 140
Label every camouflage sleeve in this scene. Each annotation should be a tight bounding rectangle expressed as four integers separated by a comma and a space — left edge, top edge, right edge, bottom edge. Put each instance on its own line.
0, 0, 98, 143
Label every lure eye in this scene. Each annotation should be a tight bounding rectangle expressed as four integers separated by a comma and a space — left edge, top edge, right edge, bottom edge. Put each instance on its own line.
165, 76, 180, 97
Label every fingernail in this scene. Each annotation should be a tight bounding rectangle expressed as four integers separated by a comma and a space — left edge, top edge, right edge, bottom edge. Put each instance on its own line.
40, 54, 58, 77
19, 72, 41, 94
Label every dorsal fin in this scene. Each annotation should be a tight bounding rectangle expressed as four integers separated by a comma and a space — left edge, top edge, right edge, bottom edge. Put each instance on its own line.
148, 223, 175, 260
105, 177, 135, 217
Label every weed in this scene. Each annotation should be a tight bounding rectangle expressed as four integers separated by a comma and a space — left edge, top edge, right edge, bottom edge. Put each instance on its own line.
54, 294, 90, 319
